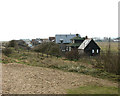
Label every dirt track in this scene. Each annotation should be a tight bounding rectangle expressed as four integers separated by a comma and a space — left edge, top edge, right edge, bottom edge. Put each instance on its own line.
2, 63, 117, 94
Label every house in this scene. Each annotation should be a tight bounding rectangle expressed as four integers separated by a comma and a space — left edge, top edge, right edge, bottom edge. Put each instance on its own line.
55, 34, 81, 44
56, 34, 81, 52
20, 39, 33, 48
15, 40, 32, 49
31, 39, 40, 46
41, 39, 50, 43
78, 38, 100, 56
49, 37, 55, 42
64, 34, 100, 56
31, 38, 49, 45
36, 38, 42, 43
66, 34, 85, 51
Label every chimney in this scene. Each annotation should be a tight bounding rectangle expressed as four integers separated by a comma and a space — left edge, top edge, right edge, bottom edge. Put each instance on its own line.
85, 36, 88, 39
76, 34, 79, 37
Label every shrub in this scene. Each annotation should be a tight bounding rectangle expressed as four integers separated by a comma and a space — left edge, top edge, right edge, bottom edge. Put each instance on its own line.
48, 44, 60, 56
65, 49, 79, 60
95, 52, 118, 74
7, 40, 30, 51
8, 40, 17, 47
33, 42, 60, 56
2, 47, 13, 56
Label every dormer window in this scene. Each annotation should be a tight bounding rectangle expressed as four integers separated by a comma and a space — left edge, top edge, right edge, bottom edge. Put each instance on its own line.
60, 39, 63, 43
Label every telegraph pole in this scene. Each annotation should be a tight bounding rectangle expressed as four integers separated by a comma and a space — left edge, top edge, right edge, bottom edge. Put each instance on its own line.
108, 37, 111, 53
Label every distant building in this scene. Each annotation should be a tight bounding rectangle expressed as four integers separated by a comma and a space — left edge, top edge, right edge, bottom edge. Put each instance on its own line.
113, 37, 120, 42
49, 37, 55, 42
103, 37, 109, 42
93, 37, 102, 42
16, 40, 32, 49
20, 39, 33, 48
41, 39, 50, 43
55, 34, 81, 44
31, 39, 41, 46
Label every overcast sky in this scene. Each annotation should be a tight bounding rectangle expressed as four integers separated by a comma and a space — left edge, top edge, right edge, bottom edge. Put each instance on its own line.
0, 0, 119, 41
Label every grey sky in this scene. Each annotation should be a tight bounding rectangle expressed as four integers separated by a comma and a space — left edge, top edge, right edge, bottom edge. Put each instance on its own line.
0, 0, 119, 41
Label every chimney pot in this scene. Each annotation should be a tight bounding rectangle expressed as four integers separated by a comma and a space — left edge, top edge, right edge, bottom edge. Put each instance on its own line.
76, 34, 79, 37
85, 36, 88, 39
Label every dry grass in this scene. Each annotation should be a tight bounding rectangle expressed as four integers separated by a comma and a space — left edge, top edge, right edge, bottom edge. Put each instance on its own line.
2, 50, 119, 81
96, 42, 118, 52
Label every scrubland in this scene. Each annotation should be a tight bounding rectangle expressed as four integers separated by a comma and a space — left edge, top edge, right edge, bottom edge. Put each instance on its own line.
2, 41, 119, 94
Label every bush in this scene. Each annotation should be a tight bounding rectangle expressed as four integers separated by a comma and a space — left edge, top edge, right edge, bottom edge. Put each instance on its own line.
3, 47, 13, 56
8, 40, 17, 47
7, 40, 30, 51
48, 45, 60, 56
33, 42, 60, 56
95, 52, 118, 74
65, 49, 79, 60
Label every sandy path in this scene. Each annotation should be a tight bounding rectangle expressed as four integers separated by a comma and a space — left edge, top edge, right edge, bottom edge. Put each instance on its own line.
2, 63, 117, 94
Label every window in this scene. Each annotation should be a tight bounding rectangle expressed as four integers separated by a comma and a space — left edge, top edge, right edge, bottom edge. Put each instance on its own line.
62, 50, 65, 52
69, 47, 71, 51
92, 49, 94, 53
66, 47, 68, 51
97, 49, 99, 53
72, 40, 75, 43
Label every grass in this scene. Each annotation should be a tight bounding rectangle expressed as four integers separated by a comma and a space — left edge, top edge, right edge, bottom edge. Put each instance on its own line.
2, 42, 119, 95
2, 41, 119, 82
2, 49, 119, 82
67, 85, 118, 94
96, 42, 118, 53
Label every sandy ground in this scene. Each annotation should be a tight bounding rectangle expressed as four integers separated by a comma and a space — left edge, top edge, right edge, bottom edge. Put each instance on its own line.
2, 63, 118, 94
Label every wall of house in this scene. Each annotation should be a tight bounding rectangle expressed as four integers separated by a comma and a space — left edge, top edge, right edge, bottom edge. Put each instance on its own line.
84, 40, 100, 56
78, 49, 84, 54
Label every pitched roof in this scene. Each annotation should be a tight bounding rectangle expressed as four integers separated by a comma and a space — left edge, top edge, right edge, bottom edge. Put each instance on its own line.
67, 43, 81, 47
71, 37, 85, 40
55, 34, 80, 44
78, 38, 92, 49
